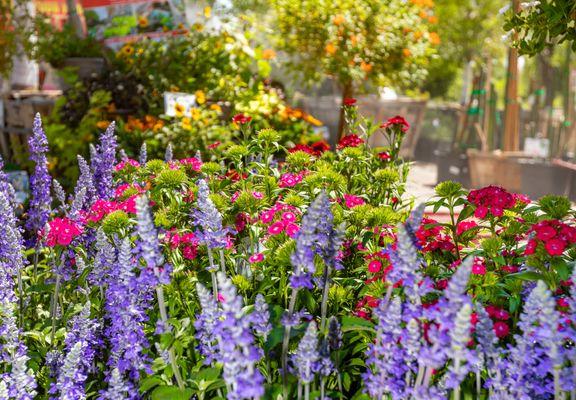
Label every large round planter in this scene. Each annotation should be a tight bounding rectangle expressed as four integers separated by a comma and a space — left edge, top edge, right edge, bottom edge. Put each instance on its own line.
468, 149, 572, 198
467, 150, 523, 192
436, 149, 470, 188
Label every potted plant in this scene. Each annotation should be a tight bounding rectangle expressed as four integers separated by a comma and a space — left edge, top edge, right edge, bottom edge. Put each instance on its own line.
34, 21, 108, 89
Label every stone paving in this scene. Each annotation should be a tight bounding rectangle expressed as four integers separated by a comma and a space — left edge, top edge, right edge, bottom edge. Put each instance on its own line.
406, 161, 438, 205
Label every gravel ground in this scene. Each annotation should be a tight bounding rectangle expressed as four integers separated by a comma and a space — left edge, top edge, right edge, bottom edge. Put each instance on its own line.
406, 161, 438, 205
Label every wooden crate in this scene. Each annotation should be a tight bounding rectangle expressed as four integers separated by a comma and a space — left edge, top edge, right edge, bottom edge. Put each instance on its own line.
467, 150, 523, 192
1, 91, 60, 164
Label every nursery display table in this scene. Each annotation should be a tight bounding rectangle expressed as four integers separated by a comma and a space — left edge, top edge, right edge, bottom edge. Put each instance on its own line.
0, 90, 61, 163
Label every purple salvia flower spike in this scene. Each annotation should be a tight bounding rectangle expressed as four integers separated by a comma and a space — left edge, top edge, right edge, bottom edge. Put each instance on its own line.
363, 296, 407, 399
250, 293, 271, 341
139, 143, 147, 166
165, 143, 173, 163
290, 192, 331, 289
0, 210, 37, 397
26, 113, 52, 241
0, 263, 36, 399
49, 302, 99, 400
74, 155, 97, 209
327, 316, 342, 351
135, 195, 165, 281
446, 303, 476, 389
89, 228, 115, 287
69, 187, 86, 221
103, 238, 152, 395
52, 179, 66, 209
92, 122, 117, 199
194, 283, 220, 364
504, 281, 559, 398
0, 191, 26, 276
293, 320, 320, 384
193, 179, 228, 250
98, 368, 133, 400
215, 272, 265, 399
0, 155, 16, 205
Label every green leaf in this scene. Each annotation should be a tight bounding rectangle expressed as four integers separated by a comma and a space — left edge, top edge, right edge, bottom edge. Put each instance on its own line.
139, 377, 164, 393
150, 386, 193, 400
341, 316, 375, 333
509, 271, 544, 281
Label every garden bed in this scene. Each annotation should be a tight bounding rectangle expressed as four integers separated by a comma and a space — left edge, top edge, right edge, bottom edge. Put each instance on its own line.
0, 104, 574, 399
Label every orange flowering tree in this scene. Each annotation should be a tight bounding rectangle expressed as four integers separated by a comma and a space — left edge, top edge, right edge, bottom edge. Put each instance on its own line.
270, 0, 437, 135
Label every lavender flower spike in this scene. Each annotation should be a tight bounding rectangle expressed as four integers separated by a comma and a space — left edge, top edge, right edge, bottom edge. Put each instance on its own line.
103, 238, 152, 396
92, 122, 117, 199
0, 155, 16, 205
446, 303, 475, 393
194, 283, 220, 364
74, 155, 97, 209
0, 191, 26, 276
293, 321, 320, 384
193, 179, 228, 250
363, 297, 407, 399
250, 294, 271, 341
165, 143, 173, 163
215, 272, 265, 400
26, 113, 52, 239
49, 302, 99, 400
290, 192, 331, 289
139, 142, 147, 166
135, 195, 164, 278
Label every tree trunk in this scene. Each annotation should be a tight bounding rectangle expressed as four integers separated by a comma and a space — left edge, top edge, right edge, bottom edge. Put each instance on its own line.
337, 82, 353, 140
503, 0, 521, 152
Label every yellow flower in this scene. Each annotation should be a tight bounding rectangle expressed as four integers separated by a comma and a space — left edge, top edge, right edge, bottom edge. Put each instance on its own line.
120, 44, 134, 56
138, 16, 148, 28
182, 117, 192, 130
304, 115, 323, 127
204, 6, 211, 18
195, 90, 206, 105
210, 104, 222, 113
174, 103, 185, 117
190, 108, 201, 121
153, 122, 164, 132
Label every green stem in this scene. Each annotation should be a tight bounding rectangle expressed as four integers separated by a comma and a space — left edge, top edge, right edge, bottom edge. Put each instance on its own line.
319, 264, 331, 332
282, 288, 299, 399
218, 249, 227, 274
156, 285, 185, 389
50, 273, 61, 346
476, 370, 481, 400
17, 269, 24, 328
448, 196, 461, 260
207, 248, 218, 299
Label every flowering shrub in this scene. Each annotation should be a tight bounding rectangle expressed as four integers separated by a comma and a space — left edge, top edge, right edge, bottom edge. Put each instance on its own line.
4, 112, 576, 399
42, 29, 322, 187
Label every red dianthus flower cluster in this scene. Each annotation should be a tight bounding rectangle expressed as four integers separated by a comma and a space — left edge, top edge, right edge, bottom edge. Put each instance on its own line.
525, 219, 576, 256
467, 185, 516, 219
337, 134, 364, 150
